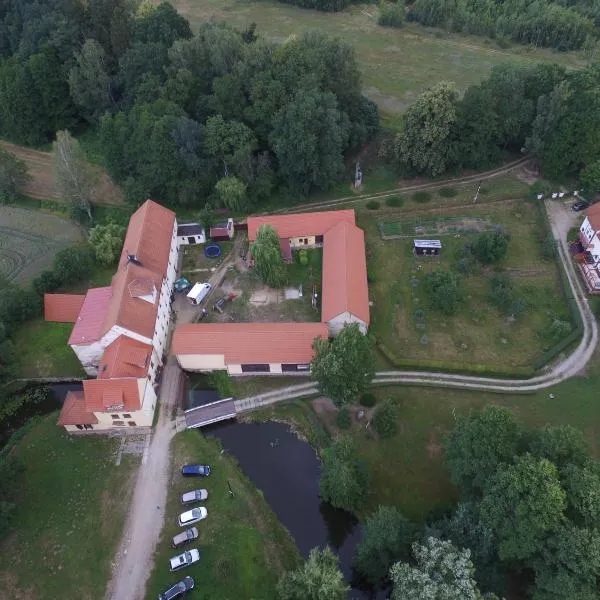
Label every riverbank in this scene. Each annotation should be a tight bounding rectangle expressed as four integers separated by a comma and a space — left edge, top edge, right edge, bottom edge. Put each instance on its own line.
145, 429, 301, 599
0, 413, 139, 598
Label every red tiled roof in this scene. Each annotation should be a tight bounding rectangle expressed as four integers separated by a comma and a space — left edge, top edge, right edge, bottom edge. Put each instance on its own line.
172, 322, 328, 364
118, 200, 175, 277
586, 203, 600, 231
83, 378, 141, 412
57, 391, 98, 426
98, 335, 152, 379
102, 262, 160, 339
68, 287, 113, 345
247, 210, 355, 241
322, 221, 370, 325
44, 294, 85, 323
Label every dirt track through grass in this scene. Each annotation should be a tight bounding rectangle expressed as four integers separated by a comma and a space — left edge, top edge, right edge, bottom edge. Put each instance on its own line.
0, 141, 123, 205
172, 0, 586, 119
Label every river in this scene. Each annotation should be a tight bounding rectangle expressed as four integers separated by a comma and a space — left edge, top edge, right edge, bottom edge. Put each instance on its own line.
205, 420, 385, 599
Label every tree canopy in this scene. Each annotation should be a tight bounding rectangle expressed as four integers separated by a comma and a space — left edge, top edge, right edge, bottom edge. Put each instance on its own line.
251, 224, 287, 288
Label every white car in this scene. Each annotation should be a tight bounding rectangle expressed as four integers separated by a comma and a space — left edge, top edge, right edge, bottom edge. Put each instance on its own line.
181, 489, 208, 505
168, 548, 200, 572
178, 506, 208, 527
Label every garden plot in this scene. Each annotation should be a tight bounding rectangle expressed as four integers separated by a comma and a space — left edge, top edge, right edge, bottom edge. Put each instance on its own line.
378, 216, 494, 239
363, 201, 571, 370
0, 205, 84, 285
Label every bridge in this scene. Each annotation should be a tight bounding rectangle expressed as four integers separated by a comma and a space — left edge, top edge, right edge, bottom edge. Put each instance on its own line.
184, 398, 237, 429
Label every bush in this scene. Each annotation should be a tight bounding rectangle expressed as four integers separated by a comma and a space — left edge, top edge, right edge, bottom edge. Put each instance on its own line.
385, 195, 404, 207
360, 393, 377, 407
299, 249, 309, 266
424, 268, 462, 315
377, 2, 405, 27
335, 407, 352, 429
372, 399, 398, 439
366, 200, 380, 210
472, 229, 510, 264
438, 186, 457, 198
412, 190, 431, 203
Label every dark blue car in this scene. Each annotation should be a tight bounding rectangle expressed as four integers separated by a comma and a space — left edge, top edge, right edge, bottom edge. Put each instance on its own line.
181, 464, 211, 477
158, 575, 194, 600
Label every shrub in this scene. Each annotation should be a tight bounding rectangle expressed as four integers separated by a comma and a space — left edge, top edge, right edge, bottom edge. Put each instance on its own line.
385, 195, 404, 207
472, 228, 510, 264
299, 249, 309, 266
438, 187, 457, 198
412, 190, 431, 203
360, 393, 377, 407
335, 407, 352, 429
378, 2, 405, 27
424, 268, 462, 315
540, 233, 557, 260
372, 399, 398, 439
366, 200, 380, 210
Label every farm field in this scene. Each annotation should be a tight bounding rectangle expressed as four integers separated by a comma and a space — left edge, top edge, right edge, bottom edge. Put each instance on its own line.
146, 430, 300, 599
0, 205, 85, 285
0, 414, 139, 599
361, 195, 570, 371
0, 140, 124, 205
172, 0, 586, 120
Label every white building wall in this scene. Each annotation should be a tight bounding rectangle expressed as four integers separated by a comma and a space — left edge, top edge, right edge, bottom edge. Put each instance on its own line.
71, 326, 124, 376
580, 217, 596, 244
227, 364, 243, 375
176, 354, 227, 371
327, 312, 367, 337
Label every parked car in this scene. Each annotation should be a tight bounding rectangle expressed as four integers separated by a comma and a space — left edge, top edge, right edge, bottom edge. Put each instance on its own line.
181, 489, 208, 504
181, 464, 211, 477
572, 201, 589, 212
178, 506, 208, 527
172, 527, 199, 549
168, 549, 201, 572
158, 576, 195, 599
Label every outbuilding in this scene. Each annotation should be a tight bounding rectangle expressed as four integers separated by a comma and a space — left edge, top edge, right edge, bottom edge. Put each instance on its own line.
177, 223, 206, 245
413, 239, 442, 257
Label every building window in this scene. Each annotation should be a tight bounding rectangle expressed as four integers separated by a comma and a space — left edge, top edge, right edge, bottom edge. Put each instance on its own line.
113, 420, 125, 426
128, 421, 137, 427
241, 363, 271, 373
84, 424, 94, 430
123, 413, 131, 419
76, 424, 84, 430
282, 364, 310, 372
111, 414, 119, 419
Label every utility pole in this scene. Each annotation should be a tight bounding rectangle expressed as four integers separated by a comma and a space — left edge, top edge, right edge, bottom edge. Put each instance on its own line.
472, 180, 482, 203
354, 160, 362, 189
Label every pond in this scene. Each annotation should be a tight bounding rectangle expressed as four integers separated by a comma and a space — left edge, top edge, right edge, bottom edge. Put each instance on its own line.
205, 420, 385, 599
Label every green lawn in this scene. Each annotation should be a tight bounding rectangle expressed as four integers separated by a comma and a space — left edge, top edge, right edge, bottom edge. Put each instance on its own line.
172, 0, 586, 122
146, 430, 300, 599
362, 197, 571, 370
0, 414, 139, 598
13, 319, 85, 378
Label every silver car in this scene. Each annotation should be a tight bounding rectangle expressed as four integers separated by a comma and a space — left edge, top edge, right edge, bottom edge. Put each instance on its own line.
178, 506, 208, 527
172, 526, 199, 548
181, 489, 208, 505
168, 548, 200, 572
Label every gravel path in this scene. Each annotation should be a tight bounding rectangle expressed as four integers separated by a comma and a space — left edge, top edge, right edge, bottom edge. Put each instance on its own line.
104, 357, 182, 600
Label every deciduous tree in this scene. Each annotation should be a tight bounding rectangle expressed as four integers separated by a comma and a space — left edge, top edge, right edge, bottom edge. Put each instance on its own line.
423, 268, 462, 316
0, 150, 29, 199
215, 176, 247, 212
88, 222, 125, 266
311, 323, 374, 407
251, 224, 286, 288
472, 229, 510, 265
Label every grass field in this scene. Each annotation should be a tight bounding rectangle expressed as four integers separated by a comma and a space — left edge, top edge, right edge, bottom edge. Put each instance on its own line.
171, 0, 586, 122
146, 430, 300, 599
0, 414, 139, 598
362, 197, 571, 370
0, 140, 124, 205
0, 204, 85, 285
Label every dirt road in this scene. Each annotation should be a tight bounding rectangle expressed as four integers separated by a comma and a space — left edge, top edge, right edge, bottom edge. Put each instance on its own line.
104, 357, 182, 600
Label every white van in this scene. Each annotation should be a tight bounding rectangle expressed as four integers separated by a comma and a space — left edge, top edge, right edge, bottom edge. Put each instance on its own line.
186, 282, 212, 305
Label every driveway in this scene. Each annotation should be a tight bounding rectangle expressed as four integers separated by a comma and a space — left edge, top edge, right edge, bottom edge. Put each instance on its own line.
105, 357, 182, 600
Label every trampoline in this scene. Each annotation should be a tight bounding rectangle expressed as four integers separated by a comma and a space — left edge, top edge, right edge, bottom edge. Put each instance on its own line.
204, 243, 221, 258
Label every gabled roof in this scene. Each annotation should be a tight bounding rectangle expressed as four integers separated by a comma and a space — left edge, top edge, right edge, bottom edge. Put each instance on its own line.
57, 391, 98, 426
44, 294, 85, 323
586, 203, 600, 231
322, 221, 370, 325
68, 287, 113, 345
82, 378, 141, 412
172, 322, 328, 364
102, 262, 159, 339
98, 335, 152, 379
247, 210, 355, 241
118, 200, 175, 277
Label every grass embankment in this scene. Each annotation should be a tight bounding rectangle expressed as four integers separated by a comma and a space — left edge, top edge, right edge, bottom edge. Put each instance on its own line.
146, 430, 300, 599
255, 347, 600, 522
173, 0, 585, 123
363, 195, 570, 370
0, 414, 138, 598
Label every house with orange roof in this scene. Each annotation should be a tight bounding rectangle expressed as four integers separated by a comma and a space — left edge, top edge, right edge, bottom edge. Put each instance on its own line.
46, 199, 179, 432
572, 203, 600, 293
171, 209, 370, 375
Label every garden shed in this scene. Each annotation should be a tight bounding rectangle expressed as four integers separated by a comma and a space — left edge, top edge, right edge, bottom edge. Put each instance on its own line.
413, 239, 442, 257
177, 223, 206, 245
